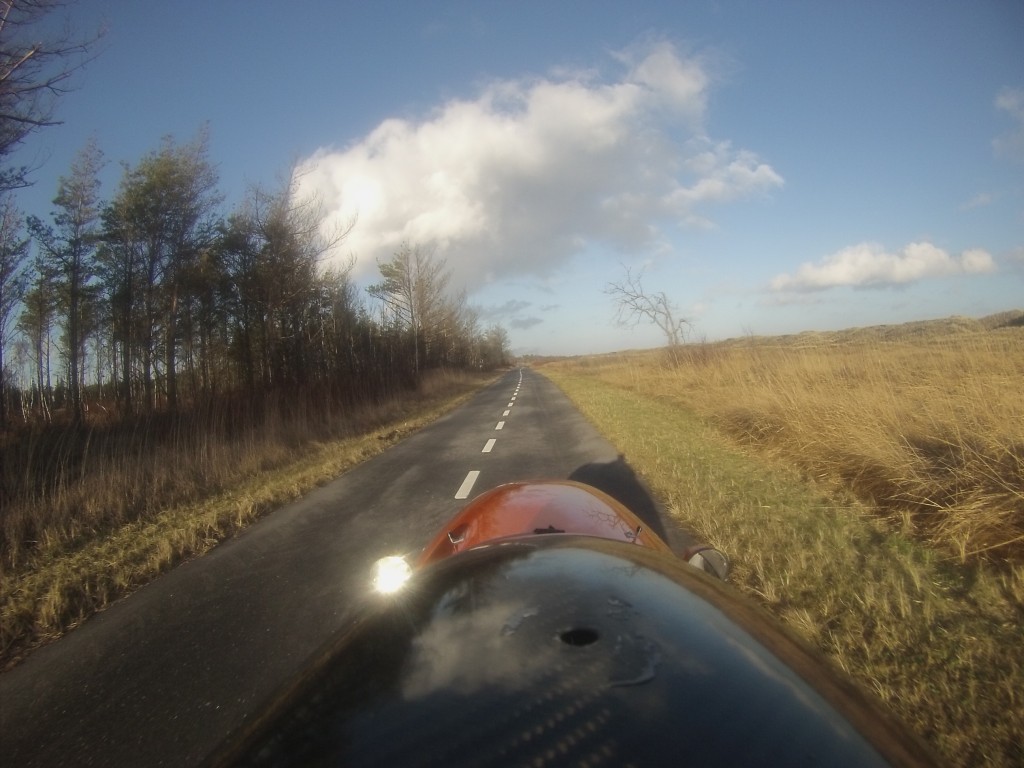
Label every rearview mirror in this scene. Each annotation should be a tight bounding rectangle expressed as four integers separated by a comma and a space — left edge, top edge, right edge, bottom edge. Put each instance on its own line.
686, 547, 730, 581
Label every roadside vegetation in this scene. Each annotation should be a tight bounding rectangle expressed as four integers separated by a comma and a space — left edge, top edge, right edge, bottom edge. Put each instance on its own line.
0, 369, 496, 669
541, 312, 1023, 767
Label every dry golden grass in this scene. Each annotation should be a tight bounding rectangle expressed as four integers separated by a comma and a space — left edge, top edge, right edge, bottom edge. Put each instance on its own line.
541, 317, 1024, 767
0, 370, 495, 669
562, 323, 1024, 562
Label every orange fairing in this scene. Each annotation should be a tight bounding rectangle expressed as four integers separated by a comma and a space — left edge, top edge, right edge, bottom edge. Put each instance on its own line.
417, 481, 673, 567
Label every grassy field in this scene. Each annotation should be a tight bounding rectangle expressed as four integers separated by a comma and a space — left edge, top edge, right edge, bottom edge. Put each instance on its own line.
0, 370, 495, 670
540, 313, 1023, 767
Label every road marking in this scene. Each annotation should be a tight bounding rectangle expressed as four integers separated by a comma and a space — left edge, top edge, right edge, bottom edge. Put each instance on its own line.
482, 438, 496, 453
508, 402, 514, 408
503, 409, 510, 417
495, 421, 505, 430
455, 470, 480, 499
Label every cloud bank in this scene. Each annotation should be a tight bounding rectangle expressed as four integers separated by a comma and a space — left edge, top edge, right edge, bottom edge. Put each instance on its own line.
770, 242, 995, 292
295, 42, 782, 289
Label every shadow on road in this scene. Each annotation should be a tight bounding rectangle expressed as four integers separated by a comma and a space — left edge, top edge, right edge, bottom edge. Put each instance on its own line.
568, 454, 693, 552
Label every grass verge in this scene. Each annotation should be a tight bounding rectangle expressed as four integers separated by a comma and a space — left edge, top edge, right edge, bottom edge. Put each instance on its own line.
543, 366, 1023, 768
1, 372, 494, 671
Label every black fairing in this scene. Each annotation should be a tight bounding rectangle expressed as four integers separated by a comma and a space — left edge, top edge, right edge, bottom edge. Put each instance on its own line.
214, 537, 937, 767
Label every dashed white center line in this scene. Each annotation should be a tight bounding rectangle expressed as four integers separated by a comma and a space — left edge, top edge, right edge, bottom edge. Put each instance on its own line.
452, 376, 525, 500
455, 470, 480, 499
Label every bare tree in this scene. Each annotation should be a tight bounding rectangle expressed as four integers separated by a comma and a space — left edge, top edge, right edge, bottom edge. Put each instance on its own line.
0, 191, 29, 422
17, 252, 55, 419
100, 131, 221, 412
28, 137, 103, 422
0, 0, 103, 192
220, 172, 349, 393
605, 265, 690, 348
479, 323, 510, 369
368, 243, 452, 377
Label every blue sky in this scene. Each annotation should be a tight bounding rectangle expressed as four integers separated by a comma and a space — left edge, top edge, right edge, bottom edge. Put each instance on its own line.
13, 1, 1024, 355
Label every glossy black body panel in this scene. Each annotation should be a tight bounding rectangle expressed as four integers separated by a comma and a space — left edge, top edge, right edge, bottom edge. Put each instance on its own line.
215, 537, 937, 767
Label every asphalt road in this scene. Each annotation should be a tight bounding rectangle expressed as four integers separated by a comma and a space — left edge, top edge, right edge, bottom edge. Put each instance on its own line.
0, 368, 695, 767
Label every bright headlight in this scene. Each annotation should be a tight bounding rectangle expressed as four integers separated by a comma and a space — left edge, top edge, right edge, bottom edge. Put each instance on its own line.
372, 555, 412, 595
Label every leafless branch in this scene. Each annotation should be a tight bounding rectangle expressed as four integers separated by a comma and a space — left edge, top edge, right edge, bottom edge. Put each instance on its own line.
0, 0, 104, 190
605, 264, 690, 347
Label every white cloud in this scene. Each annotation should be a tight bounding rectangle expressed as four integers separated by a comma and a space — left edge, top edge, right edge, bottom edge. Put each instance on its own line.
295, 42, 782, 289
960, 191, 995, 210
770, 242, 996, 292
614, 41, 709, 126
993, 87, 1024, 162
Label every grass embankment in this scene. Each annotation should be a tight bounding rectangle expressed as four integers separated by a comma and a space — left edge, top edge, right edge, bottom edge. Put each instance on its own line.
542, 320, 1023, 767
0, 370, 495, 670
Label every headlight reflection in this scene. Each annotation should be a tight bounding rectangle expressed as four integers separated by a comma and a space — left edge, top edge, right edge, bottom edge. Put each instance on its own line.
372, 555, 413, 595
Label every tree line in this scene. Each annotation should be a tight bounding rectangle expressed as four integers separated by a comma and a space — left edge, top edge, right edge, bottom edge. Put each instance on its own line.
0, 0, 508, 431
0, 132, 511, 428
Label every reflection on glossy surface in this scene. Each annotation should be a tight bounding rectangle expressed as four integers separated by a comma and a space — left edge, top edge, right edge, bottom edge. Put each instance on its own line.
402, 599, 558, 698
220, 537, 933, 767
418, 481, 673, 566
